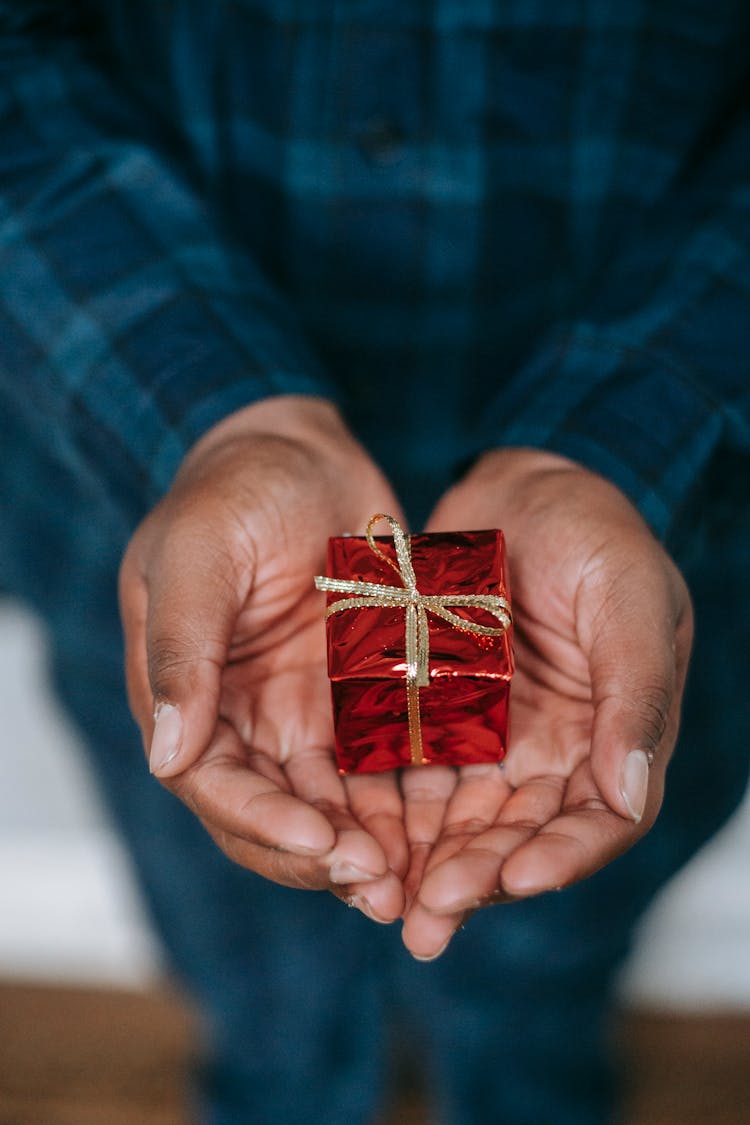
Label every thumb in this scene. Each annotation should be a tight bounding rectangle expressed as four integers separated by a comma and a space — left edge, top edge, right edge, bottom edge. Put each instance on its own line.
585, 554, 692, 825
120, 512, 254, 778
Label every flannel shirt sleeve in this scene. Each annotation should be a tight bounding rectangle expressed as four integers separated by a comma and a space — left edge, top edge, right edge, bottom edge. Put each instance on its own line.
0, 13, 335, 521
480, 115, 750, 543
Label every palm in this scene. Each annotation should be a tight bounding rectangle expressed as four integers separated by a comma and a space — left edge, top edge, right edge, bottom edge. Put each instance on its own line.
503, 560, 594, 783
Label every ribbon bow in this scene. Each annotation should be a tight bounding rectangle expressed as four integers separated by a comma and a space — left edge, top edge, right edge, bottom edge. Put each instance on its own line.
314, 514, 512, 766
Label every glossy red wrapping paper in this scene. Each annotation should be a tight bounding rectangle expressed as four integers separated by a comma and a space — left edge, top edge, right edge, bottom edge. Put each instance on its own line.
322, 529, 514, 773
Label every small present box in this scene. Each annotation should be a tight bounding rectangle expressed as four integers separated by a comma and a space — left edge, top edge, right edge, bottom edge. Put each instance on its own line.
315, 515, 513, 774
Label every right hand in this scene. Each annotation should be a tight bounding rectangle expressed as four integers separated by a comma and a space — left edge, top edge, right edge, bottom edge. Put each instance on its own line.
119, 396, 407, 923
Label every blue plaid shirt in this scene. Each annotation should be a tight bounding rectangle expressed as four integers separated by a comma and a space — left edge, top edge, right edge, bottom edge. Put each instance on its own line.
1, 0, 749, 614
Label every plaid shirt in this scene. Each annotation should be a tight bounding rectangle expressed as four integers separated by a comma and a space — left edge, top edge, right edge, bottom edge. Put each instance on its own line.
1, 0, 749, 570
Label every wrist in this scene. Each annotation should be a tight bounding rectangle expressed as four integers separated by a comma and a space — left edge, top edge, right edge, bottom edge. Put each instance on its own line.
467, 447, 580, 489
167, 394, 392, 535
182, 394, 348, 467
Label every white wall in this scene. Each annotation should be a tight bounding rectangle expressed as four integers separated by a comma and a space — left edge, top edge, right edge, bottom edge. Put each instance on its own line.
1, 598, 749, 1006
0, 600, 163, 987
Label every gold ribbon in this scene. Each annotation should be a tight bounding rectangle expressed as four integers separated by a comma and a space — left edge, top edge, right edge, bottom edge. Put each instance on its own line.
314, 514, 512, 766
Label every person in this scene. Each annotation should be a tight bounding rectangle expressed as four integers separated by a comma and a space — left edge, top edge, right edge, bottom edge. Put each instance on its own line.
1, 2, 749, 1122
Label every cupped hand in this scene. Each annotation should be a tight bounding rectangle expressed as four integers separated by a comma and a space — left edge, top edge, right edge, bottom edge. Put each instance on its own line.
401, 448, 693, 959
119, 396, 407, 923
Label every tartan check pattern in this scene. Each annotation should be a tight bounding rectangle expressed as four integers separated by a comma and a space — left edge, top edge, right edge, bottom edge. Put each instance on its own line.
0, 0, 749, 554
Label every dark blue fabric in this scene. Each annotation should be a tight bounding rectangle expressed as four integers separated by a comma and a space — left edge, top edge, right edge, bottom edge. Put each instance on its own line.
1, 1, 749, 532
2, 3, 750, 1122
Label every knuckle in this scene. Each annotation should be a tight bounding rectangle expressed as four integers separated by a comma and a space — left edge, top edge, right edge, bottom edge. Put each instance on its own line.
496, 816, 544, 833
147, 626, 225, 698
443, 815, 493, 837
148, 641, 196, 695
635, 682, 672, 748
309, 796, 348, 820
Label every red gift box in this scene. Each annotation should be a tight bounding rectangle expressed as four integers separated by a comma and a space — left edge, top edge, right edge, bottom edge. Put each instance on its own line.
315, 515, 513, 774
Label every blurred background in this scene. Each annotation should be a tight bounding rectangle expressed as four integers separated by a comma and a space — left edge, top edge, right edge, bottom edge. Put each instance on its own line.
2, 595, 750, 1123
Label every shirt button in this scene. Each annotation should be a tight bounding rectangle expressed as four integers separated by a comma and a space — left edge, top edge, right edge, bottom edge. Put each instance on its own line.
357, 118, 406, 166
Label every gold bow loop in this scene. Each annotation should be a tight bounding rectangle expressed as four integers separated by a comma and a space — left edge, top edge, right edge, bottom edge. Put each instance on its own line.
315, 514, 512, 766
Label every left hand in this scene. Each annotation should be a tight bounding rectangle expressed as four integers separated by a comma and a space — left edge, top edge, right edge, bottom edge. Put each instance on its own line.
401, 448, 693, 959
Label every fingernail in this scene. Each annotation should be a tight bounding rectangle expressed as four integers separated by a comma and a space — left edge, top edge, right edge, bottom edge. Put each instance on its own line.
347, 895, 390, 924
150, 703, 183, 776
329, 861, 379, 885
412, 937, 451, 963
620, 749, 650, 823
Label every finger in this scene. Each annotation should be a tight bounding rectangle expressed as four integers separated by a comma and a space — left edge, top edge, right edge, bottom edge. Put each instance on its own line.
237, 664, 403, 918
584, 557, 692, 824
206, 826, 343, 891
415, 776, 563, 914
284, 746, 390, 883
400, 765, 457, 906
501, 809, 635, 897
283, 740, 406, 919
438, 762, 511, 840
204, 820, 404, 923
183, 729, 403, 919
345, 770, 409, 880
337, 869, 406, 925
501, 759, 655, 896
128, 510, 254, 778
399, 763, 512, 910
402, 769, 543, 956
401, 902, 468, 961
289, 751, 407, 918
169, 721, 337, 857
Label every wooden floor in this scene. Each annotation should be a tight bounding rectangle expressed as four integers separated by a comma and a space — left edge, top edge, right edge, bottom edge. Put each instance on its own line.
1, 981, 749, 1124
